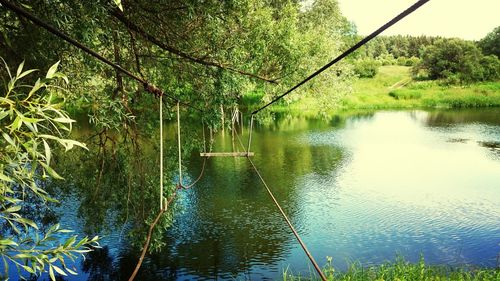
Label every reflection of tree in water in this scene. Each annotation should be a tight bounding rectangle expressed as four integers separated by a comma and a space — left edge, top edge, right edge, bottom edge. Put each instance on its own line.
416, 108, 500, 126
0, 184, 60, 235
82, 247, 114, 281
47, 114, 348, 279
48, 116, 207, 278
54, 119, 193, 236
478, 141, 500, 159
139, 115, 347, 279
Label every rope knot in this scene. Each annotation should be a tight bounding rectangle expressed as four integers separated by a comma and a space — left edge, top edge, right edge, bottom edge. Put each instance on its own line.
144, 83, 163, 97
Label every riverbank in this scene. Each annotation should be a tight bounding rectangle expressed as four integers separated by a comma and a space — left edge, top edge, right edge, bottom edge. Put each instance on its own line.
243, 66, 500, 115
342, 65, 500, 110
284, 257, 499, 281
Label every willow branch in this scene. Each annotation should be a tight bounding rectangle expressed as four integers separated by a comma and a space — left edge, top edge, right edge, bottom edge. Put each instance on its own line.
128, 194, 176, 281
109, 9, 277, 84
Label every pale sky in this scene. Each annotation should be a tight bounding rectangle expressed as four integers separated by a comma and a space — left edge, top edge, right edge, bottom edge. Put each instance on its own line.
337, 0, 500, 40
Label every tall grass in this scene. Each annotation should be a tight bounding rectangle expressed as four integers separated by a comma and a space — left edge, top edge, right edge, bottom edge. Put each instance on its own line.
239, 66, 500, 114
341, 66, 500, 110
283, 256, 499, 281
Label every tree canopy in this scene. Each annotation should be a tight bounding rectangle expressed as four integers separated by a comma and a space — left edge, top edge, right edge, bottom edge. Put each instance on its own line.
0, 0, 354, 121
0, 1, 354, 279
416, 38, 500, 83
478, 26, 500, 58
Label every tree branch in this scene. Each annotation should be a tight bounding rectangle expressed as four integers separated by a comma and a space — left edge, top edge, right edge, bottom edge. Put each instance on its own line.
128, 194, 176, 281
109, 9, 277, 84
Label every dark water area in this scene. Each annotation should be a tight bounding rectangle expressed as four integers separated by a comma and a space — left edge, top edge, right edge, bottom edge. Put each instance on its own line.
3, 108, 500, 280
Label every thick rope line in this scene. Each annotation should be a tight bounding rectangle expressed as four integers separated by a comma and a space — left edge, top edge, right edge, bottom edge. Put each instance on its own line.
0, 0, 203, 112
247, 157, 327, 281
231, 126, 326, 280
251, 0, 430, 115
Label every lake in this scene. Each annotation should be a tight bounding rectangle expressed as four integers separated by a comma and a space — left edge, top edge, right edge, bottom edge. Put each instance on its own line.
5, 108, 500, 280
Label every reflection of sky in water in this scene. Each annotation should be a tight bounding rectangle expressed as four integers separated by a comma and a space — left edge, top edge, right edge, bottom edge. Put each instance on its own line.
4, 109, 499, 280
294, 110, 500, 272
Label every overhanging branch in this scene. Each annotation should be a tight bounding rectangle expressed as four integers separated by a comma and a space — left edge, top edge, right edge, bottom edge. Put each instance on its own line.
109, 9, 277, 84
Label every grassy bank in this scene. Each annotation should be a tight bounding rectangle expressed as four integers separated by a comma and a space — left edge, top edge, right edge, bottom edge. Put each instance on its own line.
341, 66, 500, 110
283, 257, 499, 281
242, 66, 500, 115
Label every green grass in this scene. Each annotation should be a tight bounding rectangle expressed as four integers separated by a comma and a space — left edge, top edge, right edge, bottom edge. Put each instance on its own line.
340, 66, 500, 110
239, 66, 500, 115
283, 256, 499, 281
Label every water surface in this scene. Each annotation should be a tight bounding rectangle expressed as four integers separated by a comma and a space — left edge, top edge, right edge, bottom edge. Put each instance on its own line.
6, 109, 500, 280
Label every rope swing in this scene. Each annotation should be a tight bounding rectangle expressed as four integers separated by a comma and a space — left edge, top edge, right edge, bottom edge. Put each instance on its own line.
2, 1, 431, 280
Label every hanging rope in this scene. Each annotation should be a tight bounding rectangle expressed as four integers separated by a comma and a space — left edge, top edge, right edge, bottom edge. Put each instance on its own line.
177, 101, 183, 187
247, 115, 254, 153
175, 104, 208, 189
203, 123, 207, 153
159, 95, 164, 210
180, 158, 207, 189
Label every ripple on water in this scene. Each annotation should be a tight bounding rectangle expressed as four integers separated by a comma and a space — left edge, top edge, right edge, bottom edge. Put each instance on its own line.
34, 109, 500, 281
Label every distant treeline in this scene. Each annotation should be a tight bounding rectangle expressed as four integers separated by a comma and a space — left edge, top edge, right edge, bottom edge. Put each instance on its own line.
351, 26, 500, 83
357, 34, 440, 60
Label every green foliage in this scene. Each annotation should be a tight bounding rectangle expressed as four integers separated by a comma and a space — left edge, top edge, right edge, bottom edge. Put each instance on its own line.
479, 55, 500, 81
377, 53, 397, 66
396, 56, 421, 67
0, 0, 355, 126
357, 35, 440, 60
283, 256, 500, 281
416, 38, 499, 83
478, 26, 500, 58
388, 89, 422, 100
0, 60, 98, 280
353, 59, 380, 78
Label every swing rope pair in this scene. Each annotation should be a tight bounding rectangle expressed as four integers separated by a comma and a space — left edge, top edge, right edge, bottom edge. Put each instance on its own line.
159, 98, 208, 209
2, 0, 431, 279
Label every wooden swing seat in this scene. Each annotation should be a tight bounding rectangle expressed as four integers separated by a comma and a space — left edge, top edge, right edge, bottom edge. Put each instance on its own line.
200, 152, 254, 157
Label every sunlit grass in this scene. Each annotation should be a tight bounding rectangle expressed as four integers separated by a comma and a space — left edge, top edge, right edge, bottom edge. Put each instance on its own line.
341, 66, 500, 110
241, 66, 500, 115
283, 256, 500, 281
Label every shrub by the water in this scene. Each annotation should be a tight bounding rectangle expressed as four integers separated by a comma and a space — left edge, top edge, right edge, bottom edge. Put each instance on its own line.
415, 38, 500, 83
354, 59, 380, 78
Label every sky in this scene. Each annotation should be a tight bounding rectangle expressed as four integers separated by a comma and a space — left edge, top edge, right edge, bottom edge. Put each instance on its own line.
337, 0, 500, 40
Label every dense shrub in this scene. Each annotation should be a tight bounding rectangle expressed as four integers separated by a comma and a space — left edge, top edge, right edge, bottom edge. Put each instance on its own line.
480, 55, 500, 81
396, 56, 421, 66
353, 59, 380, 78
415, 38, 499, 83
377, 53, 396, 66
